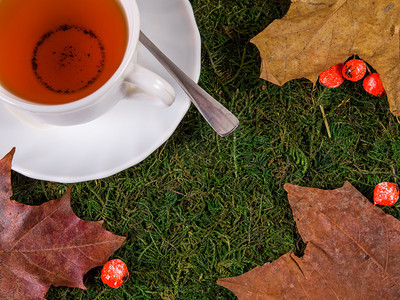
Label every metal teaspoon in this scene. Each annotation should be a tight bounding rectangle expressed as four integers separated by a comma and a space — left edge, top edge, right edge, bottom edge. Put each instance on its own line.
139, 31, 239, 137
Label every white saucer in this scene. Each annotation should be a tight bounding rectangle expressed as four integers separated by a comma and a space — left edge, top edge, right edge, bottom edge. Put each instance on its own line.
0, 0, 201, 183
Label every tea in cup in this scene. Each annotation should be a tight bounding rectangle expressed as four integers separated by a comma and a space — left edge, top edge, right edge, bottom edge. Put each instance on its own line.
0, 0, 175, 125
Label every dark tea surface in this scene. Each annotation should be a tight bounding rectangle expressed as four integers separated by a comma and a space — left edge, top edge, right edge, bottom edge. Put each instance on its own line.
32, 25, 106, 94
0, 0, 127, 104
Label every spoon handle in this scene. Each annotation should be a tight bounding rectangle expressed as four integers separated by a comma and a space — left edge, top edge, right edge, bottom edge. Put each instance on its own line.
139, 31, 239, 137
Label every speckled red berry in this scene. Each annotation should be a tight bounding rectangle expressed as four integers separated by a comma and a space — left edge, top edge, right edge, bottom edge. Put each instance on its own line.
319, 63, 345, 88
373, 182, 399, 206
101, 259, 129, 288
342, 59, 367, 82
363, 73, 386, 97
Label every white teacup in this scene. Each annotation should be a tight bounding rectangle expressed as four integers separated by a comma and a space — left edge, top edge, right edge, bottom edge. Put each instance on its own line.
0, 0, 175, 126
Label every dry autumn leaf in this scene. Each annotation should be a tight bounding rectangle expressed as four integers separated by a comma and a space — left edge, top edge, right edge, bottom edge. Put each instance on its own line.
0, 149, 126, 300
218, 181, 400, 299
251, 1, 400, 115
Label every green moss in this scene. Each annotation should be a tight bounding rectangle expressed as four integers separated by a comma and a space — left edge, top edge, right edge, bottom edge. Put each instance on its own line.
9, 0, 400, 299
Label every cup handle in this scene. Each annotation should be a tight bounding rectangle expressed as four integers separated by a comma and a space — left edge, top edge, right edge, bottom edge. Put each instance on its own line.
122, 64, 176, 106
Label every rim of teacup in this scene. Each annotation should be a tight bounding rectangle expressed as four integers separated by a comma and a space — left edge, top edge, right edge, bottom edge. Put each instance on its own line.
0, 0, 139, 115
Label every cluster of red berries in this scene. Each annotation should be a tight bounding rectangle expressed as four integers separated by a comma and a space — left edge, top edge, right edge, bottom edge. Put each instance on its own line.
319, 58, 386, 97
373, 182, 399, 206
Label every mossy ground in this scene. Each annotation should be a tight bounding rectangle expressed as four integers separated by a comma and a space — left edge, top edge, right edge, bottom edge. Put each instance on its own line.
10, 0, 400, 298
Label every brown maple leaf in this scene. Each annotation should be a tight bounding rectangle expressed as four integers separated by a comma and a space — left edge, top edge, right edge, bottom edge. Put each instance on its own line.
0, 149, 126, 300
251, 1, 400, 115
218, 181, 400, 299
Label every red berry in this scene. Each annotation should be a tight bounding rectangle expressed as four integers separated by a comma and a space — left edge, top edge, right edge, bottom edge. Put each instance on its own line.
342, 59, 367, 81
363, 73, 386, 97
319, 64, 345, 88
373, 182, 399, 206
101, 259, 129, 288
